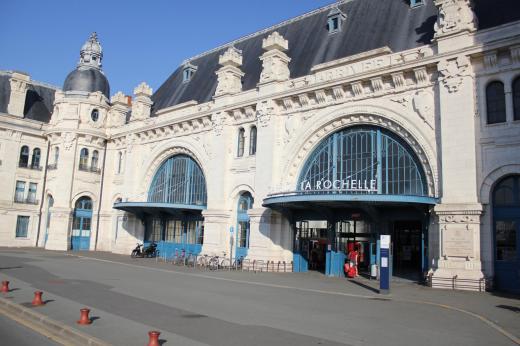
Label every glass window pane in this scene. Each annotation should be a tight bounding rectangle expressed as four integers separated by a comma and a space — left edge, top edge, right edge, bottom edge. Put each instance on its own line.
486, 82, 506, 124
513, 77, 520, 121
495, 220, 517, 261
15, 216, 29, 238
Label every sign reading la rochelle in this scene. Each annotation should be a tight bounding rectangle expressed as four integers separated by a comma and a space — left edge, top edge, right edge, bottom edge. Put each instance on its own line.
299, 178, 377, 192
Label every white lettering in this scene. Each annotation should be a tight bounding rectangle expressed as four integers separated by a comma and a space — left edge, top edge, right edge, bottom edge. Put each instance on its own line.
305, 182, 311, 190
316, 181, 322, 190
370, 180, 377, 191
351, 180, 357, 189
323, 180, 332, 189
333, 180, 341, 189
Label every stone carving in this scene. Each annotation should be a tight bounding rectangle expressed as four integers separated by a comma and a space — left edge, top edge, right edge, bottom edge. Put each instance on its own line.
256, 100, 275, 127
434, 0, 478, 39
511, 45, 520, 64
437, 56, 471, 93
215, 47, 244, 97
126, 134, 135, 154
131, 82, 153, 121
62, 132, 76, 151
259, 32, 291, 84
413, 90, 435, 129
211, 112, 225, 136
284, 114, 302, 144
390, 95, 410, 108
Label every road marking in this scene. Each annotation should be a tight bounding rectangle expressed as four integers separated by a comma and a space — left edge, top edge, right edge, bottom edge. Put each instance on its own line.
72, 254, 520, 345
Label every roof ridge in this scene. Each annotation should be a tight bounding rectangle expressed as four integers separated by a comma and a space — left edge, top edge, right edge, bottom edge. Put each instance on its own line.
186, 0, 354, 63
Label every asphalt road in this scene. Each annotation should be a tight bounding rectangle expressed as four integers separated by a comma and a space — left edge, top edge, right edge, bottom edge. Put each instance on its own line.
0, 249, 518, 346
0, 312, 58, 345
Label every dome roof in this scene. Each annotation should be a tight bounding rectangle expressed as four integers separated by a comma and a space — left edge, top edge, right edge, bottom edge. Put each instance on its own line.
63, 68, 110, 97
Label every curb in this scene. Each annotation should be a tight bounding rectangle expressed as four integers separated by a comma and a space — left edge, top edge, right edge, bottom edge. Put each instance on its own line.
0, 296, 111, 346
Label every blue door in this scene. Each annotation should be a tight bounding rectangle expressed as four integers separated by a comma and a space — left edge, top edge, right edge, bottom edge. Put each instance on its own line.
71, 197, 92, 251
236, 192, 253, 260
493, 175, 520, 293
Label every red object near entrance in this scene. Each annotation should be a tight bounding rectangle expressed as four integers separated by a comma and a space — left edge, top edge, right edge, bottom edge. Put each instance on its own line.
347, 266, 357, 278
344, 262, 350, 274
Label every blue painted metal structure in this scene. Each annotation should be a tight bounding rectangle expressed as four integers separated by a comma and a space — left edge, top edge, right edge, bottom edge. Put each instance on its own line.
263, 126, 435, 277
493, 175, 520, 293
114, 155, 207, 258
71, 197, 92, 251
236, 192, 253, 260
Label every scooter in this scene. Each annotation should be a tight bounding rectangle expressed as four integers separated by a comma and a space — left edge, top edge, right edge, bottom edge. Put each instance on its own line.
131, 242, 158, 258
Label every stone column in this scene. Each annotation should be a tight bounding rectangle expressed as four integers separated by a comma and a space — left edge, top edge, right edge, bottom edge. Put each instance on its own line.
201, 209, 231, 256
45, 207, 73, 250
214, 47, 244, 98
7, 72, 30, 117
430, 0, 484, 290
247, 207, 275, 261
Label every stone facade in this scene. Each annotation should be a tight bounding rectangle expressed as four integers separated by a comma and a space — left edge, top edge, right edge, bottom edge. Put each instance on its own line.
0, 1, 519, 292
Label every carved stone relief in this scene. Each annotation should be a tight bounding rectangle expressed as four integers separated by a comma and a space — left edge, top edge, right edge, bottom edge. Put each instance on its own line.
438, 56, 471, 93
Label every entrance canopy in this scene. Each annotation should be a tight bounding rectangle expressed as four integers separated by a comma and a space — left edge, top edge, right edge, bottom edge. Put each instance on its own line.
264, 126, 437, 217
113, 154, 207, 220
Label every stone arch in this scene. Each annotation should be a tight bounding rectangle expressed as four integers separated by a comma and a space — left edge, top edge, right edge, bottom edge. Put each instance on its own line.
282, 104, 438, 197
480, 164, 520, 204
141, 140, 209, 198
71, 191, 97, 209
228, 184, 255, 210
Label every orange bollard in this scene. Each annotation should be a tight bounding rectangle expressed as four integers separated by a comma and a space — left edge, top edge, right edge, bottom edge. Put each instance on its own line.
77, 308, 92, 325
147, 330, 161, 346
1, 281, 9, 293
32, 291, 45, 306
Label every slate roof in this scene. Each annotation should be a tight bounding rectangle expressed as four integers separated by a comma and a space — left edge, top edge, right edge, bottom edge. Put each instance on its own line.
152, 0, 520, 114
0, 71, 57, 123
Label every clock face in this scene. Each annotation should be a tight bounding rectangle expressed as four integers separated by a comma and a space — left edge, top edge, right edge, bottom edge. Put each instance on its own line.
91, 109, 99, 122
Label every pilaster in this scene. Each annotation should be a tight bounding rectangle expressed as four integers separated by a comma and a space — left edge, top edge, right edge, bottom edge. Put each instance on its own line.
7, 72, 30, 117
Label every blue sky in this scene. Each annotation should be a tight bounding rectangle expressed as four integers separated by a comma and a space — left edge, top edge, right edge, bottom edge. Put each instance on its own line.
1, 0, 335, 95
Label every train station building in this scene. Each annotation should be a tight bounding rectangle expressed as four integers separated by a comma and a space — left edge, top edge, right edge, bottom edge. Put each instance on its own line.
0, 0, 519, 293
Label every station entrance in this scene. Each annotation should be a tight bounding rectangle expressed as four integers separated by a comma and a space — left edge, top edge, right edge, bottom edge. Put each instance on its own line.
263, 125, 437, 281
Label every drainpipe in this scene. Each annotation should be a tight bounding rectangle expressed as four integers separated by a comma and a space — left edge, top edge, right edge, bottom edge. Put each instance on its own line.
35, 141, 50, 247
94, 139, 108, 250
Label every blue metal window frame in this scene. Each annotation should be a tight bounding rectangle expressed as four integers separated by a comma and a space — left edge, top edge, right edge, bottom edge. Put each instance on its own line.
15, 215, 29, 238
71, 196, 93, 251
19, 145, 29, 167
410, 0, 423, 8
297, 126, 427, 199
31, 148, 41, 168
147, 155, 207, 206
236, 192, 254, 258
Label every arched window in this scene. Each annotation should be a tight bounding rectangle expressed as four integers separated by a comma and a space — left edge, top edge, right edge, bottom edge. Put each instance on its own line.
76, 196, 93, 210
54, 147, 59, 165
486, 81, 506, 124
249, 126, 257, 156
117, 151, 123, 174
31, 148, 41, 169
79, 148, 89, 169
237, 128, 245, 157
237, 192, 254, 253
492, 175, 520, 292
19, 145, 29, 167
513, 77, 520, 121
91, 150, 99, 170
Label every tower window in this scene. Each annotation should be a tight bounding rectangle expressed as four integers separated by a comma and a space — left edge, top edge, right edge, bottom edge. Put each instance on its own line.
91, 109, 99, 122
237, 128, 245, 157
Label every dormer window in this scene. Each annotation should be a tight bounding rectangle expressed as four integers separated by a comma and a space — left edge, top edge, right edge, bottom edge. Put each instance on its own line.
410, 0, 424, 8
182, 61, 198, 83
327, 7, 346, 34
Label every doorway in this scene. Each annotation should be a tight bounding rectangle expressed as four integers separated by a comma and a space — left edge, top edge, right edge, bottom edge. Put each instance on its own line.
392, 221, 423, 279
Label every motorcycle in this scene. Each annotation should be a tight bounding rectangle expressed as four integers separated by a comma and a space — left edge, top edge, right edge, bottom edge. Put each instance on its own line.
131, 242, 159, 258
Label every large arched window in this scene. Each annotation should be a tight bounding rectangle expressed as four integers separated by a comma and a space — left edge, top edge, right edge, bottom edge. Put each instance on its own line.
249, 126, 257, 156
237, 128, 245, 157
298, 126, 427, 197
148, 155, 207, 206
19, 145, 29, 167
79, 148, 89, 169
486, 81, 506, 124
31, 148, 41, 169
513, 77, 520, 121
91, 150, 99, 170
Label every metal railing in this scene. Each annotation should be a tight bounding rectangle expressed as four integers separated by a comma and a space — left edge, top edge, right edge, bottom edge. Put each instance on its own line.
18, 162, 42, 171
14, 196, 39, 205
78, 164, 101, 174
425, 273, 492, 292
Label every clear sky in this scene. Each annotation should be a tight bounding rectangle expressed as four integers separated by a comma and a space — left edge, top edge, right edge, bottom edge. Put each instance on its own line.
1, 0, 335, 95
